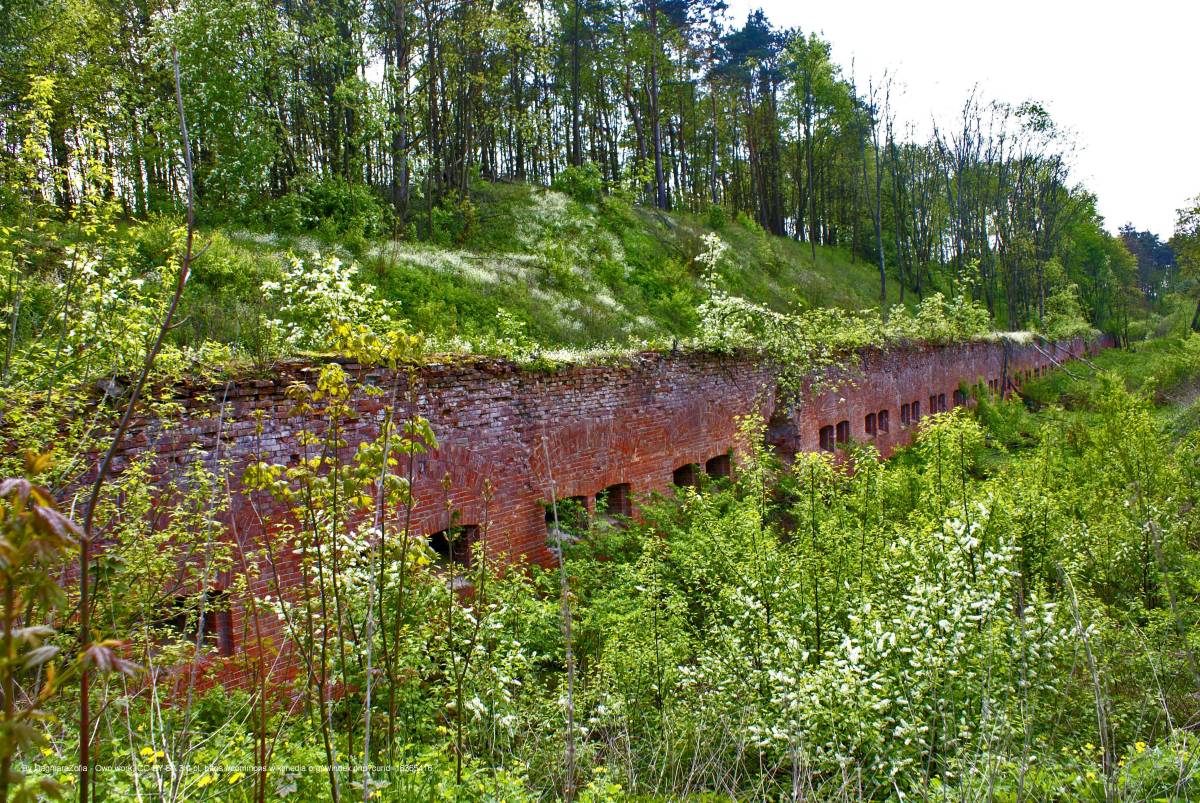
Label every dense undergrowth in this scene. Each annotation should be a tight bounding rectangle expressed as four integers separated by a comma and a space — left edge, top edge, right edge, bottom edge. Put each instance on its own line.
2, 330, 1197, 800
3, 180, 1079, 410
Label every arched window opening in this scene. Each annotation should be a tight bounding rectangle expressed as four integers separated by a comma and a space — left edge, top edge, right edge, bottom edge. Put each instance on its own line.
878, 409, 890, 433
835, 420, 850, 444
705, 453, 732, 479
546, 497, 588, 550
819, 425, 835, 452
598, 483, 632, 518
673, 463, 700, 488
865, 412, 877, 437
429, 524, 480, 568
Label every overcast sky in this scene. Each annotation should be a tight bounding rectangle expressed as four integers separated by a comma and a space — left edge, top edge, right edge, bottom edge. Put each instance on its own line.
725, 0, 1197, 238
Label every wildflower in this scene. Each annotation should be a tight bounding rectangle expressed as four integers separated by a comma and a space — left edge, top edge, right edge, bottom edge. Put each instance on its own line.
1135, 740, 1147, 754
197, 774, 214, 788
228, 771, 246, 784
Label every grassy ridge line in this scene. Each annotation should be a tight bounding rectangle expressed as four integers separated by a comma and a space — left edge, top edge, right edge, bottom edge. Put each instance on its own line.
177, 181, 900, 354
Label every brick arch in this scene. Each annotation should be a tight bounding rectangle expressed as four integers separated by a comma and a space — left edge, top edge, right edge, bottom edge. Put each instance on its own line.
527, 417, 626, 498
409, 442, 493, 531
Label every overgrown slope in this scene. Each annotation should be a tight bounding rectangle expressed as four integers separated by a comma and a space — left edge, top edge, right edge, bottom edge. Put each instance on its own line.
177, 181, 900, 357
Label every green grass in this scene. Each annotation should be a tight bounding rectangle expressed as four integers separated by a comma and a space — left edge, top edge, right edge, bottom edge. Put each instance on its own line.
179, 181, 902, 352
958, 333, 1200, 473
1021, 335, 1200, 409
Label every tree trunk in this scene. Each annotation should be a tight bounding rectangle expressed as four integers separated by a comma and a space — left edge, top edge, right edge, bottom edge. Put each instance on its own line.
647, 0, 668, 210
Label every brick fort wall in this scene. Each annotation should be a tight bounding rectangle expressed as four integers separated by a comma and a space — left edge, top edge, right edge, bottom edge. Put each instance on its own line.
109, 334, 1109, 689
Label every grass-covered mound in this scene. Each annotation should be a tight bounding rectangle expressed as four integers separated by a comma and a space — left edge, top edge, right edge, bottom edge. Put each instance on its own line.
172, 181, 898, 358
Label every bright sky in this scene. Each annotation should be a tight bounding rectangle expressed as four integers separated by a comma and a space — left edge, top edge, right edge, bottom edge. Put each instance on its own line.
726, 0, 1198, 238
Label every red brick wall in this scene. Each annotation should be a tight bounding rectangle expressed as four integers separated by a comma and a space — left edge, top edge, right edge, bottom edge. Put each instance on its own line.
784, 336, 1102, 458
112, 335, 1107, 688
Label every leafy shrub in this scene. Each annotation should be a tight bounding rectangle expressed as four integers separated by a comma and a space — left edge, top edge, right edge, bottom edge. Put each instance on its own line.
262, 251, 400, 350
705, 202, 728, 230
1041, 283, 1099, 340
734, 209, 765, 235
471, 308, 537, 361
430, 194, 478, 246
613, 158, 653, 203
551, 163, 604, 205
883, 292, 992, 343
263, 174, 391, 241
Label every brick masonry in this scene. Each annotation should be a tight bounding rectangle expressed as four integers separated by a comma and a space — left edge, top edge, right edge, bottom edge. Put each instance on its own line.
112, 334, 1111, 690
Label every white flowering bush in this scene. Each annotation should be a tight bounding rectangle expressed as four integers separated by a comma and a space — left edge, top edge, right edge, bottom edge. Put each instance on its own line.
696, 231, 729, 273
63, 244, 164, 373
262, 251, 399, 350
695, 284, 885, 394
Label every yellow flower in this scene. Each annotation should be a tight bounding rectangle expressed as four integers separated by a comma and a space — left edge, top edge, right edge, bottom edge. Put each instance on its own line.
1086, 771, 1097, 782
197, 774, 214, 788
139, 747, 154, 758
40, 747, 54, 757
370, 792, 382, 800
1084, 742, 1095, 752
1135, 741, 1147, 754
228, 772, 245, 784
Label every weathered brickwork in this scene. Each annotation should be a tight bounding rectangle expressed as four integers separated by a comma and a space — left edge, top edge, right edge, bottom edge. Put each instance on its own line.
781, 336, 1106, 459
112, 335, 1110, 689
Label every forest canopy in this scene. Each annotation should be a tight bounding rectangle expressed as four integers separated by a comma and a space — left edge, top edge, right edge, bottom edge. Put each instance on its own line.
0, 0, 1162, 350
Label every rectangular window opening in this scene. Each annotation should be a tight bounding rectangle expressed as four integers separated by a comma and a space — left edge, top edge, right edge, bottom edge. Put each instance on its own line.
878, 410, 890, 433
163, 592, 234, 657
204, 591, 235, 658
865, 412, 877, 437
900, 403, 910, 425
835, 420, 850, 444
